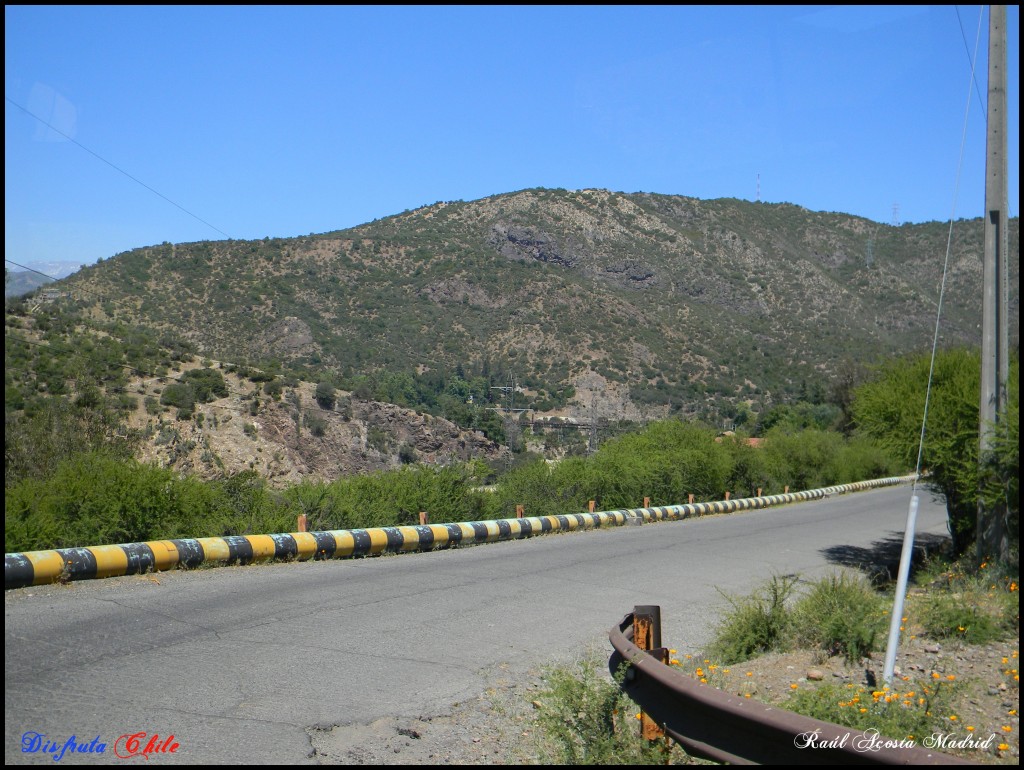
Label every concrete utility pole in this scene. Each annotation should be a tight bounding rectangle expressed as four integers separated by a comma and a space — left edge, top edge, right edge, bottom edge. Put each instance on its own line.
977, 4, 1010, 564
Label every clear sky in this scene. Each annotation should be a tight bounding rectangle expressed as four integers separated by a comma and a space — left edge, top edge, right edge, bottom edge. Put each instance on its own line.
5, 5, 1020, 274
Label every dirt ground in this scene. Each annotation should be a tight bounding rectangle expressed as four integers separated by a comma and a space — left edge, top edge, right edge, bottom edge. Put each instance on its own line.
307, 635, 1019, 765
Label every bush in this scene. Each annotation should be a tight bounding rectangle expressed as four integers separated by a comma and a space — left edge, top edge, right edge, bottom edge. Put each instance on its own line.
4, 452, 215, 551
159, 382, 195, 411
852, 350, 1019, 557
183, 367, 228, 402
706, 575, 797, 664
909, 557, 1019, 644
531, 656, 682, 765
304, 413, 327, 437
315, 381, 336, 410
791, 572, 886, 663
783, 677, 958, 740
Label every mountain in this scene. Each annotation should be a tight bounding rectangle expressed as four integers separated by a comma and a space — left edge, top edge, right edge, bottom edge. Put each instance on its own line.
35, 189, 1024, 423
5, 270, 54, 299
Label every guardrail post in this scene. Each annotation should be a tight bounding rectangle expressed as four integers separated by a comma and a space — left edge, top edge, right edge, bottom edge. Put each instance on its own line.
688, 493, 694, 504
419, 511, 428, 526
643, 497, 650, 508
724, 491, 730, 501
297, 514, 307, 533
784, 485, 789, 494
588, 500, 596, 513
757, 487, 762, 496
633, 606, 667, 741
516, 504, 524, 519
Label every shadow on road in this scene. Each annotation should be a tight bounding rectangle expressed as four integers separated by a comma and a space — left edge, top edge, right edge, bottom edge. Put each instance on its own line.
821, 532, 950, 587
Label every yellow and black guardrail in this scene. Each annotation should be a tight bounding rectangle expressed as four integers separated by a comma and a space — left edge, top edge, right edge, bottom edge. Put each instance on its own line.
4, 475, 915, 590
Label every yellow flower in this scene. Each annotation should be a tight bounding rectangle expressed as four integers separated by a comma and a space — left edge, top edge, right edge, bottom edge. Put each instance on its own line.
670, 659, 679, 666
859, 708, 867, 713
790, 684, 798, 690
695, 668, 704, 677
700, 677, 707, 683
1001, 726, 1012, 733
998, 743, 1009, 752
669, 649, 677, 654
746, 672, 753, 677
946, 675, 955, 681
635, 713, 642, 720
966, 726, 974, 732
949, 715, 958, 721
931, 672, 941, 679
743, 693, 751, 699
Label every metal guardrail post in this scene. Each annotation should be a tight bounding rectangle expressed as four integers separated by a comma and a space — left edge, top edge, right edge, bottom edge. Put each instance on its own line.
633, 606, 668, 742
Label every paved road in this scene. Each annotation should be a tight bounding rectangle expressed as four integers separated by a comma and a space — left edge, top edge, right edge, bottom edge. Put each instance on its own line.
5, 485, 950, 765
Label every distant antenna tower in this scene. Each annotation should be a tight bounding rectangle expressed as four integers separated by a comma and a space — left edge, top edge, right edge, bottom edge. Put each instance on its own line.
891, 203, 901, 226
756, 173, 761, 203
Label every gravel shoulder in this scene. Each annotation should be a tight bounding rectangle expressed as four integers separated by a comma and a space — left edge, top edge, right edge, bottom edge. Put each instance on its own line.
305, 637, 1019, 765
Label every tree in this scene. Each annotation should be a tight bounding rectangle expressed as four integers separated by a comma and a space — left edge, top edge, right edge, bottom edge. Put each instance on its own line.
851, 349, 1019, 558
315, 381, 336, 410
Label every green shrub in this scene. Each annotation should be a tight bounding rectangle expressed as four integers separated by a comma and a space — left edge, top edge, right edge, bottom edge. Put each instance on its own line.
916, 594, 1004, 644
183, 367, 228, 402
315, 381, 336, 409
783, 677, 958, 741
706, 575, 798, 664
909, 556, 1019, 643
791, 572, 886, 663
159, 382, 195, 411
531, 657, 682, 765
304, 413, 327, 437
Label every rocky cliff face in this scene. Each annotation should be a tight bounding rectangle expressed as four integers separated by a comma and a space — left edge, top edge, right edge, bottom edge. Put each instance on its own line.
129, 368, 508, 487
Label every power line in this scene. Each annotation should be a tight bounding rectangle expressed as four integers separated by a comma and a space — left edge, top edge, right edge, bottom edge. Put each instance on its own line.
954, 5, 987, 114
5, 96, 232, 241
5, 258, 111, 306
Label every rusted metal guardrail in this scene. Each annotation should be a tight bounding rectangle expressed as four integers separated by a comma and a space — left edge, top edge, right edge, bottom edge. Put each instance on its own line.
609, 606, 977, 765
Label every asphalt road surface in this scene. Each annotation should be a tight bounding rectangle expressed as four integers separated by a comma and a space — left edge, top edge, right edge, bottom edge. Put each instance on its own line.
5, 484, 952, 765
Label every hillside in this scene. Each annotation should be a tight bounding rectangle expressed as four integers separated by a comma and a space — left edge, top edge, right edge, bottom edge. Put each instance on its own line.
5, 270, 54, 299
53, 189, 1018, 424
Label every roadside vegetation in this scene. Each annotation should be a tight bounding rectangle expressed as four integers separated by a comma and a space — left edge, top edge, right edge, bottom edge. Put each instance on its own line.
517, 346, 1019, 765
4, 303, 1017, 561
523, 559, 1018, 765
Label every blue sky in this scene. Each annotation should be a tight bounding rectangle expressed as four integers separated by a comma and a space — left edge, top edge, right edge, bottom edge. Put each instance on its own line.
5, 5, 1019, 275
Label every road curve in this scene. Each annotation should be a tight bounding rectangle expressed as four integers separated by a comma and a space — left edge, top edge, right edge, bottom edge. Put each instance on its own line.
5, 485, 950, 765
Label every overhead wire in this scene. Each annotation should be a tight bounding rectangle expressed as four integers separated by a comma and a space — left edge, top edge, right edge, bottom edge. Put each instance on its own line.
5, 96, 233, 241
882, 4, 987, 685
